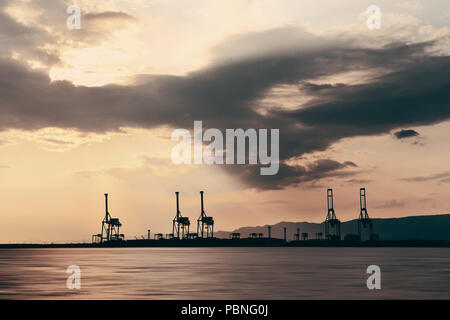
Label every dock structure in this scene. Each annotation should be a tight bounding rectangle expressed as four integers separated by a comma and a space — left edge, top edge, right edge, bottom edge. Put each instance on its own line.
324, 189, 341, 241
358, 188, 374, 240
173, 192, 190, 239
187, 233, 198, 239
154, 233, 164, 240
90, 188, 384, 246
230, 233, 240, 239
294, 228, 300, 241
92, 193, 124, 243
197, 191, 214, 238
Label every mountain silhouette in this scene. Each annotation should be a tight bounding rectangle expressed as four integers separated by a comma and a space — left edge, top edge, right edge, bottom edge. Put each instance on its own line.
215, 213, 450, 241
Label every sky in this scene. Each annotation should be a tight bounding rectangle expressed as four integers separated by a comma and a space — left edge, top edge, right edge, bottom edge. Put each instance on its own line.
0, 0, 449, 243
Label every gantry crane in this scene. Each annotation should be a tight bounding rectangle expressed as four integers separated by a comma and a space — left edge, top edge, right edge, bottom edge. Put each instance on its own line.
324, 188, 341, 240
358, 188, 374, 240
172, 192, 190, 239
197, 191, 214, 238
92, 193, 124, 243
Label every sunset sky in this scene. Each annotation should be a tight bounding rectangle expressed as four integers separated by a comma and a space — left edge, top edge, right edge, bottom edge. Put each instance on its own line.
0, 0, 449, 243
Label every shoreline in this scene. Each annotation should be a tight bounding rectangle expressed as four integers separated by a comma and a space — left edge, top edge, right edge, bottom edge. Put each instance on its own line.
1, 238, 448, 248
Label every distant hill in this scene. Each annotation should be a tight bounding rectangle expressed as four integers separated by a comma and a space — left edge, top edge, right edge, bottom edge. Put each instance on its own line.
215, 214, 450, 241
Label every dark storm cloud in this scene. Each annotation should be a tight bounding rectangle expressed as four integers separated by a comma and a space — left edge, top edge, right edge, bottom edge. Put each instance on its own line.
226, 159, 358, 190
290, 55, 450, 132
0, 40, 437, 133
0, 4, 135, 63
0, 5, 59, 65
394, 129, 420, 139
1, 23, 450, 189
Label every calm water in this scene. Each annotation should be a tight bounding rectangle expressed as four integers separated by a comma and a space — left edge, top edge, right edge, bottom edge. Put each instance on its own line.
0, 247, 450, 299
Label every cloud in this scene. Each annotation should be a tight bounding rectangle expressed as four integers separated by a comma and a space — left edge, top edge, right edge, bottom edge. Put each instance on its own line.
84, 11, 136, 22
0, 4, 59, 65
0, 139, 13, 147
401, 171, 450, 182
395, 1, 424, 11
394, 129, 420, 139
0, 4, 137, 68
376, 200, 405, 209
41, 138, 75, 145
439, 177, 450, 183
345, 179, 372, 184
290, 54, 450, 134
1, 26, 450, 189
393, 129, 424, 145
228, 159, 358, 190
73, 170, 101, 179
81, 11, 137, 35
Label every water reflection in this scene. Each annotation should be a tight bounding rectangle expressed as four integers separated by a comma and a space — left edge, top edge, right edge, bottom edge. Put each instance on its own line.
0, 248, 449, 299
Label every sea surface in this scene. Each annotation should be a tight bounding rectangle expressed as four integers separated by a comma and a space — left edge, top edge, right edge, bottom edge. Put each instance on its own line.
0, 247, 449, 299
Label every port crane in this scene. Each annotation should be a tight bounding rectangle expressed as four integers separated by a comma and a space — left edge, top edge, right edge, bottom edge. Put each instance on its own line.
197, 191, 214, 238
173, 192, 190, 239
358, 188, 374, 240
324, 188, 341, 240
92, 193, 124, 243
